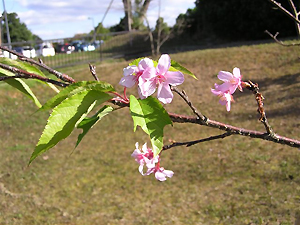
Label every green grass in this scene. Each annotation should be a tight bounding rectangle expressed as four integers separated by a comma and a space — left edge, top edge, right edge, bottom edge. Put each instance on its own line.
0, 42, 299, 224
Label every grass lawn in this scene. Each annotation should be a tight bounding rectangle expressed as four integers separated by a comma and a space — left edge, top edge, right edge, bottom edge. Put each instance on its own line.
0, 41, 299, 224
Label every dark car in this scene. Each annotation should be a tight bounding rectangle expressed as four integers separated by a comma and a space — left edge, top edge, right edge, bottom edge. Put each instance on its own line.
55, 43, 74, 54
71, 41, 84, 52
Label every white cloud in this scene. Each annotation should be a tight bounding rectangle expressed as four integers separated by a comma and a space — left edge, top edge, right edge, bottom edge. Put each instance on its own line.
10, 0, 195, 39
34, 29, 65, 38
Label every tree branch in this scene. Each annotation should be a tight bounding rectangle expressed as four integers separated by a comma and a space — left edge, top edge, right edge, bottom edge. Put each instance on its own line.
265, 30, 300, 46
168, 112, 300, 148
171, 86, 207, 122
108, 96, 300, 149
0, 46, 75, 83
0, 63, 69, 87
89, 64, 99, 81
162, 132, 232, 151
243, 80, 274, 135
266, 0, 300, 25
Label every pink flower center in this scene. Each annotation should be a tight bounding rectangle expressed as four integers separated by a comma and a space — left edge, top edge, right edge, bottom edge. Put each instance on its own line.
230, 78, 239, 85
155, 74, 166, 85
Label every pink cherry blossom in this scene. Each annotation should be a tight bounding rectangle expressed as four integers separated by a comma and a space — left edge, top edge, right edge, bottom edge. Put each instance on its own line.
211, 88, 234, 112
145, 165, 174, 181
211, 67, 243, 111
119, 58, 154, 98
131, 142, 174, 181
139, 54, 184, 104
154, 167, 174, 181
215, 67, 243, 94
131, 142, 158, 175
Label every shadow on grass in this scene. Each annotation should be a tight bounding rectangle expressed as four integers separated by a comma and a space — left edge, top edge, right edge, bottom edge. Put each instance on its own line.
255, 72, 300, 88
232, 73, 300, 120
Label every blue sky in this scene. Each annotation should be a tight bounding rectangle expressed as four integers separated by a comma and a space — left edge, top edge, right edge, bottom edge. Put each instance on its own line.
4, 0, 196, 40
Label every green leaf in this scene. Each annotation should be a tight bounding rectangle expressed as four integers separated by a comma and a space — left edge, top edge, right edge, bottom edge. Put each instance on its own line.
170, 59, 197, 79
75, 105, 114, 148
129, 95, 172, 156
29, 90, 112, 164
0, 68, 42, 108
39, 81, 115, 111
0, 57, 59, 92
0, 57, 45, 76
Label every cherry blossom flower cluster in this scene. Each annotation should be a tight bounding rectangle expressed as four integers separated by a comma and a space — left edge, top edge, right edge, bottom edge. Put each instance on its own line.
119, 54, 184, 104
211, 67, 243, 111
131, 143, 174, 181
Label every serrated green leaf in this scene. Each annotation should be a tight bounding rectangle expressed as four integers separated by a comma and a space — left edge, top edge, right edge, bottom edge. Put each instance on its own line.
39, 81, 115, 111
0, 57, 44, 76
170, 59, 197, 79
0, 57, 59, 92
29, 90, 112, 164
0, 68, 42, 108
129, 57, 145, 66
129, 95, 172, 156
75, 105, 114, 148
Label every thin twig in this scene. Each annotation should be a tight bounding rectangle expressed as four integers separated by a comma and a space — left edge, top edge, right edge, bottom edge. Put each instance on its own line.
0, 63, 69, 87
89, 64, 99, 81
171, 86, 207, 122
243, 80, 274, 135
266, 0, 300, 24
0, 75, 24, 81
162, 132, 232, 151
106, 99, 300, 148
168, 112, 300, 148
0, 46, 76, 83
265, 30, 300, 46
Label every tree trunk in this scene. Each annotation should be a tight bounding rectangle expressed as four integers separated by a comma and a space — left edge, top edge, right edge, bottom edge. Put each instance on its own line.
136, 0, 151, 28
122, 0, 132, 31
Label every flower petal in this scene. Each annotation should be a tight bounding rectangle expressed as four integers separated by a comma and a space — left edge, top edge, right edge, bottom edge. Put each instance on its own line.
157, 54, 171, 75
211, 88, 222, 96
213, 82, 233, 93
218, 92, 233, 111
119, 75, 136, 88
164, 71, 184, 86
157, 83, 173, 104
123, 65, 137, 76
140, 66, 156, 80
142, 143, 148, 152
232, 67, 241, 79
163, 169, 174, 178
217, 71, 233, 82
138, 58, 154, 71
139, 78, 157, 98
155, 171, 167, 181
139, 164, 144, 175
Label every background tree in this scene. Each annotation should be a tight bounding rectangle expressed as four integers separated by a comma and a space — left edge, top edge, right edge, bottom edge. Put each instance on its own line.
177, 0, 298, 41
1, 12, 41, 43
122, 0, 151, 31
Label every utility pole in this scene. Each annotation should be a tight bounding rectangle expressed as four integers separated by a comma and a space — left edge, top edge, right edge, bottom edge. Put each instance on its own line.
0, 16, 2, 48
2, 0, 11, 50
88, 17, 96, 43
127, 0, 131, 31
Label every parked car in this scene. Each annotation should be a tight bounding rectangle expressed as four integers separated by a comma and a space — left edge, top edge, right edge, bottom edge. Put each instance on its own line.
71, 41, 95, 52
1, 49, 18, 59
71, 41, 84, 52
82, 43, 95, 51
13, 46, 36, 58
56, 43, 75, 54
36, 42, 55, 57
92, 40, 104, 49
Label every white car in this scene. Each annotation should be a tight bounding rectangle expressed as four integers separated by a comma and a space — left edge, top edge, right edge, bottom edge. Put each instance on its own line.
36, 42, 55, 57
22, 46, 36, 58
13, 46, 36, 58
